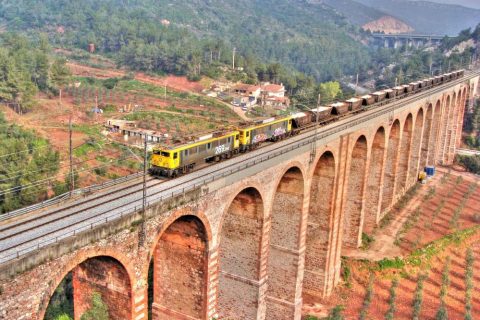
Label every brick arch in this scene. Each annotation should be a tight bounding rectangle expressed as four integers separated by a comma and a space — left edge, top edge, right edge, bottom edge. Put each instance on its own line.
343, 135, 368, 248
431, 100, 442, 165
39, 248, 135, 320
438, 95, 452, 163
409, 108, 424, 185
304, 150, 337, 298
150, 215, 209, 319
421, 104, 433, 169
396, 113, 414, 197
218, 186, 265, 319
381, 119, 401, 213
265, 165, 305, 318
147, 209, 213, 262
364, 126, 386, 234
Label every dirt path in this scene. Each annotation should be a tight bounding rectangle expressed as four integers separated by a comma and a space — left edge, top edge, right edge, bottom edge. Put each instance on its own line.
342, 177, 436, 260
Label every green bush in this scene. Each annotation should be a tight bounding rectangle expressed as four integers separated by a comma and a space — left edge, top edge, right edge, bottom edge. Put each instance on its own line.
412, 273, 427, 320
323, 305, 345, 320
377, 257, 405, 270
359, 274, 375, 320
341, 263, 351, 288
465, 249, 474, 320
385, 279, 398, 320
94, 167, 107, 176
80, 292, 109, 320
456, 155, 480, 174
435, 302, 448, 320
361, 233, 375, 249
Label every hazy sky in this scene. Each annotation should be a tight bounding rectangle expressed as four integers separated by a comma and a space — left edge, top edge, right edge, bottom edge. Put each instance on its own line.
413, 0, 480, 9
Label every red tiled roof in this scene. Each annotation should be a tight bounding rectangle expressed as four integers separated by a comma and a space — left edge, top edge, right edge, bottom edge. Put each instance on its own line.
262, 84, 284, 92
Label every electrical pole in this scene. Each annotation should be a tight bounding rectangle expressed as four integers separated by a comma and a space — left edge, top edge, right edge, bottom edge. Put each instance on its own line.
69, 115, 74, 196
232, 47, 236, 70
355, 73, 359, 96
310, 94, 320, 164
164, 81, 167, 101
139, 134, 148, 246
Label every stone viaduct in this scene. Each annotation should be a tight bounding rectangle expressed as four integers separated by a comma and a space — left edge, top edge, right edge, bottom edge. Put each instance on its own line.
0, 74, 478, 320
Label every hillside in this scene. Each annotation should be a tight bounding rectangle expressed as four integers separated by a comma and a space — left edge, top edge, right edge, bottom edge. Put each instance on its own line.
318, 0, 385, 26
355, 0, 480, 35
362, 15, 414, 34
0, 0, 371, 82
413, 0, 480, 10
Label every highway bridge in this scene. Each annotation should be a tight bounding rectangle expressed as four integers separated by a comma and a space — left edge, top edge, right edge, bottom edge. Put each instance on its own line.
0, 70, 478, 320
371, 33, 447, 49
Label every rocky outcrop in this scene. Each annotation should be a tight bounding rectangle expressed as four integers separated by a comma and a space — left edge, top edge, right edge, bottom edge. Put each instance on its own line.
362, 15, 414, 34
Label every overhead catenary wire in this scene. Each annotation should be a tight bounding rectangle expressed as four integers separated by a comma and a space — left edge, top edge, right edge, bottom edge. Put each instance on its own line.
0, 144, 130, 183
0, 136, 96, 159
0, 154, 138, 197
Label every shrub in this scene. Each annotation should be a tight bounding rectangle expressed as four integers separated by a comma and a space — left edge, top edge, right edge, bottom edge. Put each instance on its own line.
359, 274, 375, 320
440, 258, 451, 298
385, 279, 399, 320
94, 167, 107, 176
324, 305, 345, 320
341, 262, 351, 288
465, 249, 474, 320
412, 273, 427, 320
80, 292, 109, 320
377, 257, 405, 270
435, 302, 448, 320
361, 233, 375, 249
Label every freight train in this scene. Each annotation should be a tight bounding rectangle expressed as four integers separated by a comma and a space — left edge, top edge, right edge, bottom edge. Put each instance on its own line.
149, 69, 465, 177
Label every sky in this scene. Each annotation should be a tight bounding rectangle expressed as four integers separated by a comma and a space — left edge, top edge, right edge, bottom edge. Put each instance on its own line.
413, 0, 480, 9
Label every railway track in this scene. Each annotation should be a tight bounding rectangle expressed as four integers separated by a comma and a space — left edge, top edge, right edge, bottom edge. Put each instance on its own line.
0, 69, 477, 265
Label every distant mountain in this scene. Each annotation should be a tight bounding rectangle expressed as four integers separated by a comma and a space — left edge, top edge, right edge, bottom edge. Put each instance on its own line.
410, 0, 480, 10
355, 0, 480, 35
319, 0, 414, 34
318, 0, 385, 25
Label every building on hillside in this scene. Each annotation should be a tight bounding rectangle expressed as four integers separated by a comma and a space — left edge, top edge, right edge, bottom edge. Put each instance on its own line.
261, 83, 286, 98
232, 95, 257, 110
263, 96, 290, 110
105, 119, 137, 132
233, 84, 262, 99
259, 83, 289, 110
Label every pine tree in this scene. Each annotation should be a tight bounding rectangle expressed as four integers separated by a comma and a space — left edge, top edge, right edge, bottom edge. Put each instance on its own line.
80, 292, 109, 320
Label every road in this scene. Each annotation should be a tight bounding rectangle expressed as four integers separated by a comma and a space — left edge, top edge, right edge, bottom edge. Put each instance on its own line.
0, 70, 478, 265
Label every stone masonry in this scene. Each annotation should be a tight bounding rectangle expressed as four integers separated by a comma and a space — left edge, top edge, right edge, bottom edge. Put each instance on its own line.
0, 78, 476, 320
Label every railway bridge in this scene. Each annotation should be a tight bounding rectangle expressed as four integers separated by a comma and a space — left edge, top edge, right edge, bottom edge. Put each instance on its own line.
371, 33, 446, 49
0, 71, 478, 320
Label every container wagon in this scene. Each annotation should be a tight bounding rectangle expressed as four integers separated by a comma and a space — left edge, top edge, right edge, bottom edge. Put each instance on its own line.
345, 98, 363, 112
361, 95, 375, 106
372, 91, 387, 103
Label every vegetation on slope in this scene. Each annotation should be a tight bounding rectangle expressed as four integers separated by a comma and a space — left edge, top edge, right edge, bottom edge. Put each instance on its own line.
0, 33, 71, 112
0, 0, 371, 83
0, 111, 60, 213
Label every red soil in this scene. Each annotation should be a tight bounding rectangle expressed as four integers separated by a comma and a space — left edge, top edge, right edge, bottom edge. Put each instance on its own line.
67, 62, 205, 93
304, 169, 480, 319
